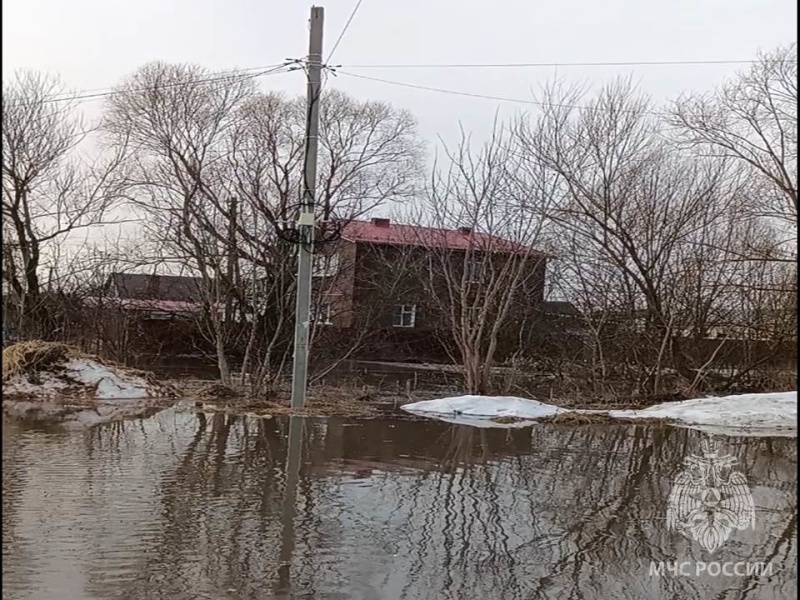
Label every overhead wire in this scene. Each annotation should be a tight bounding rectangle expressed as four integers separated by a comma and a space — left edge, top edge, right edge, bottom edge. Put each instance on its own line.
325, 0, 365, 64
335, 70, 662, 115
3, 63, 299, 142
7, 54, 789, 110
337, 70, 540, 105
337, 58, 794, 69
332, 55, 795, 112
274, 5, 358, 250
3, 62, 297, 109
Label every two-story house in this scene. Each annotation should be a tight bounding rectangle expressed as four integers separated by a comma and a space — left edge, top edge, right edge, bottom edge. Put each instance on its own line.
310, 218, 549, 361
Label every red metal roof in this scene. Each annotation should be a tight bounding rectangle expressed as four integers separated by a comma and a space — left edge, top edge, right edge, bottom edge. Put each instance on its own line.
340, 220, 542, 254
82, 297, 208, 313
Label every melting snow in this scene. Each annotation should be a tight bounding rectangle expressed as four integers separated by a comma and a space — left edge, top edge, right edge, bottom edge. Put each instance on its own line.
5, 358, 157, 400
402, 392, 797, 436
402, 395, 566, 420
64, 359, 152, 399
606, 392, 797, 437
4, 357, 176, 428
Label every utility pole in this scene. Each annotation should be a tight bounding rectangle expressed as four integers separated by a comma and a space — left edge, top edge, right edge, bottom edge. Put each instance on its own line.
290, 6, 324, 408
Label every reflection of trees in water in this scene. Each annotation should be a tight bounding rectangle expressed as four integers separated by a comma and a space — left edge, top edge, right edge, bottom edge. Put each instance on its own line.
113, 419, 800, 599
2, 424, 35, 594
286, 424, 795, 600
120, 412, 292, 599
2, 415, 796, 600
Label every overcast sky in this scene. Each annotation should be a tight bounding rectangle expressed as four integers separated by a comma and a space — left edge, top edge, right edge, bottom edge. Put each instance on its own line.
3, 0, 797, 144
2, 0, 796, 257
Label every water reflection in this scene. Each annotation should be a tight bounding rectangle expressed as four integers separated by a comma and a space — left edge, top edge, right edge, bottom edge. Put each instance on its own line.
2, 410, 796, 600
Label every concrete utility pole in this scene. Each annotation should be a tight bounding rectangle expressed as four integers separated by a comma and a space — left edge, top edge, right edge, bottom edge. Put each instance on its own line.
290, 6, 324, 409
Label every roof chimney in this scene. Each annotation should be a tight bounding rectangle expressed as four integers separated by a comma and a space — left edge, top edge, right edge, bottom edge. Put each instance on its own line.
371, 217, 391, 228
458, 226, 473, 235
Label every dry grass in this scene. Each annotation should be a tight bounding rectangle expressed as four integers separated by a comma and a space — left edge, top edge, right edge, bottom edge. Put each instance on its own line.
198, 398, 381, 418
3, 340, 180, 399
538, 412, 668, 426
196, 382, 240, 399
119, 367, 181, 398
253, 386, 388, 417
2, 341, 86, 381
490, 416, 531, 424
251, 400, 379, 418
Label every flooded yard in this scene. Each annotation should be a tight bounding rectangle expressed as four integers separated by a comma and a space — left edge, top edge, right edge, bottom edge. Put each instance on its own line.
2, 408, 797, 599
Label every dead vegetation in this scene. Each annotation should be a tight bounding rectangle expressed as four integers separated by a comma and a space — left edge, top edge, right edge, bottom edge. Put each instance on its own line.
196, 382, 240, 399
538, 412, 668, 426
483, 412, 670, 427
3, 340, 180, 401
2, 341, 84, 381
489, 416, 532, 424
196, 397, 378, 419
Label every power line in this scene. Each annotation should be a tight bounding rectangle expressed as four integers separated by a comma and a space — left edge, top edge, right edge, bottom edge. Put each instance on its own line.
338, 58, 795, 69
337, 70, 538, 105
326, 0, 365, 64
5, 63, 298, 141
67, 63, 292, 105
335, 70, 660, 115
7, 55, 790, 110
55, 63, 290, 100
4, 63, 297, 109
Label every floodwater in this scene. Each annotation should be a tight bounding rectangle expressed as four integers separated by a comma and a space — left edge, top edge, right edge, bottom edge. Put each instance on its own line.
2, 409, 797, 600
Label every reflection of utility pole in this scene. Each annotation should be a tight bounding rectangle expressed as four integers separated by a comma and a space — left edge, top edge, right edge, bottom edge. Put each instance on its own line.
276, 416, 305, 594
290, 6, 325, 409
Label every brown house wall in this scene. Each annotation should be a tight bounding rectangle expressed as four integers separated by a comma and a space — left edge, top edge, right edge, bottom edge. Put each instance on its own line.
313, 240, 358, 328
338, 242, 549, 362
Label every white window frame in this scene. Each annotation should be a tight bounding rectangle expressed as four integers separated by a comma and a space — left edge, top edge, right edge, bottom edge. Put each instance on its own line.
245, 276, 269, 303
466, 256, 482, 283
312, 253, 340, 277
312, 302, 333, 325
392, 304, 416, 328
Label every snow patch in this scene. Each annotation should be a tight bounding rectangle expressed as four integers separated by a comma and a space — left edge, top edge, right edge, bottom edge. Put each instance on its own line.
64, 359, 152, 399
403, 392, 797, 437
5, 358, 168, 400
4, 355, 177, 428
607, 392, 797, 436
402, 395, 566, 420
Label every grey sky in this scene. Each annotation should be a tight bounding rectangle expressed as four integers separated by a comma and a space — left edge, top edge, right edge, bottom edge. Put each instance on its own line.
2, 0, 796, 275
3, 0, 796, 145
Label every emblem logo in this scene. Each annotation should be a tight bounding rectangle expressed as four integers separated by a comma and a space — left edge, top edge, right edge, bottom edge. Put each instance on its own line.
667, 438, 755, 554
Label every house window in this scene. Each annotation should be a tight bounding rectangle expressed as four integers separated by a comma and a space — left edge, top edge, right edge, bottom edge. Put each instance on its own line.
254, 277, 269, 295
466, 257, 482, 282
392, 304, 416, 328
245, 277, 269, 303
312, 254, 339, 277
312, 302, 333, 325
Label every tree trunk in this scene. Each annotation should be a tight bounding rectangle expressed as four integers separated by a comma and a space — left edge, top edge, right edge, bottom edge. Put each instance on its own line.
216, 334, 232, 386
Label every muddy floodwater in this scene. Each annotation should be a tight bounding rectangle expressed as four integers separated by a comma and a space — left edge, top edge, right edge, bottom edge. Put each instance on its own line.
2, 408, 797, 600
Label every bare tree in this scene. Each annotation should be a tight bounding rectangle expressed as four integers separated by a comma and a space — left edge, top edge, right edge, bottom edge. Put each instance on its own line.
225, 89, 422, 391
415, 122, 552, 394
102, 62, 423, 389
102, 62, 257, 383
669, 44, 797, 232
2, 71, 128, 340
516, 78, 753, 394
